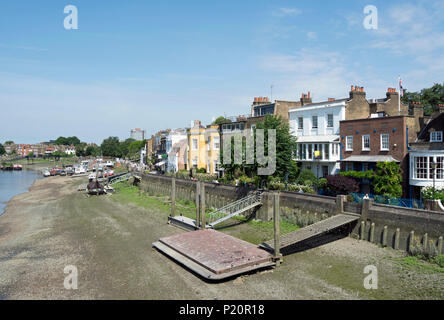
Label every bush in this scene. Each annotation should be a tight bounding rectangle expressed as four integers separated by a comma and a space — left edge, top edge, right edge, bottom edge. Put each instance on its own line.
326, 175, 360, 196
421, 186, 444, 202
297, 169, 317, 185
196, 168, 207, 174
317, 178, 327, 189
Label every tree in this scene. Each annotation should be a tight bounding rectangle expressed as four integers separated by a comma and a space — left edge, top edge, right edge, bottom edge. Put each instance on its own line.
297, 169, 317, 186
85, 145, 101, 157
4, 141, 14, 145
220, 115, 299, 184
100, 137, 121, 157
75, 142, 88, 157
128, 140, 145, 159
0, 143, 5, 156
55, 136, 81, 146
118, 138, 136, 158
213, 116, 232, 125
255, 115, 299, 183
402, 83, 444, 115
372, 162, 403, 198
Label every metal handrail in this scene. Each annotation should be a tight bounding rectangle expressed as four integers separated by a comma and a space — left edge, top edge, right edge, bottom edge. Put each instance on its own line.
208, 193, 262, 226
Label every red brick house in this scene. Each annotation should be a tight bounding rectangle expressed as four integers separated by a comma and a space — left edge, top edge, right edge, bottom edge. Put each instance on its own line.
339, 115, 410, 197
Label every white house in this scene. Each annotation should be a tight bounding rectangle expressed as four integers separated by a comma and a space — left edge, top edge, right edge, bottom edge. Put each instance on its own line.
65, 147, 76, 156
289, 99, 347, 178
409, 113, 444, 196
166, 128, 188, 173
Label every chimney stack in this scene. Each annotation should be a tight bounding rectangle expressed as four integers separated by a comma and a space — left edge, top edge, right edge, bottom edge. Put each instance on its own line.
300, 92, 313, 106
328, 98, 335, 102
349, 85, 366, 99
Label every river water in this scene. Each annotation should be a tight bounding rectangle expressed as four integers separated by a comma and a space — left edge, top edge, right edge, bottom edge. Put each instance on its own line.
0, 169, 40, 215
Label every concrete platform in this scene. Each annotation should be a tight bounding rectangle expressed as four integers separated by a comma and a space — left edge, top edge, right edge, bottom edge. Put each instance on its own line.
153, 230, 275, 280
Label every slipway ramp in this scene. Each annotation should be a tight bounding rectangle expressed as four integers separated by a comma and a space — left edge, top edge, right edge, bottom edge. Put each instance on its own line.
260, 214, 359, 254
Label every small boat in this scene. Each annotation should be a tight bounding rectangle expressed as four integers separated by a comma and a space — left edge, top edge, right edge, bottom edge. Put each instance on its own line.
87, 180, 105, 195
104, 185, 114, 193
105, 161, 114, 168
43, 169, 51, 177
13, 164, 23, 171
75, 166, 87, 175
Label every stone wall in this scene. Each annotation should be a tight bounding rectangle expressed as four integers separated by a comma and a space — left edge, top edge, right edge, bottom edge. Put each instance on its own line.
138, 173, 444, 255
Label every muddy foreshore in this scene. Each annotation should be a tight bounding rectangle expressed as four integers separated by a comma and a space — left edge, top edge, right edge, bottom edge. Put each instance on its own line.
0, 171, 442, 300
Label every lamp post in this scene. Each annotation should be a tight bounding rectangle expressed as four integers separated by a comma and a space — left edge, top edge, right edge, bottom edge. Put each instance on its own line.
431, 160, 437, 201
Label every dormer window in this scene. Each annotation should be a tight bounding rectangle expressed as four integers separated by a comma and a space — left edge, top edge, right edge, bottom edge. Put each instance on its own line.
431, 131, 443, 142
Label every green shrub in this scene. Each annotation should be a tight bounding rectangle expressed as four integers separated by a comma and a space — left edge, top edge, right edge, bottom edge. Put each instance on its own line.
297, 169, 317, 185
421, 186, 444, 202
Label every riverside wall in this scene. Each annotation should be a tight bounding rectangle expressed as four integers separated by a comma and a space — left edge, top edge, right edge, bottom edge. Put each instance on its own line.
138, 173, 444, 255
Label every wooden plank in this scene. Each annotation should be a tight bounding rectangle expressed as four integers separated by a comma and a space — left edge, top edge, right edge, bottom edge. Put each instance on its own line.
261, 214, 359, 251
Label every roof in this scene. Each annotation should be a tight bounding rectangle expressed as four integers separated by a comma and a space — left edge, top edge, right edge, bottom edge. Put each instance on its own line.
296, 135, 340, 143
289, 99, 348, 113
341, 155, 400, 163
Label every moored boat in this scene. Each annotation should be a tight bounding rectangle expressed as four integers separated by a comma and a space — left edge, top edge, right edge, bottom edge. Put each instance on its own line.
13, 164, 23, 171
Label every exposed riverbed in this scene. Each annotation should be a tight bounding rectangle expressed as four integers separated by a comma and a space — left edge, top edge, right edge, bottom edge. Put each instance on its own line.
0, 174, 442, 299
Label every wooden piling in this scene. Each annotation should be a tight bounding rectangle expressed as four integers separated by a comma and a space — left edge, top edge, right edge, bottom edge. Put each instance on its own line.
195, 182, 201, 228
171, 177, 176, 217
360, 221, 365, 240
369, 223, 375, 243
200, 183, 206, 230
438, 236, 443, 254
382, 226, 388, 247
409, 231, 415, 253
394, 228, 400, 250
273, 193, 282, 265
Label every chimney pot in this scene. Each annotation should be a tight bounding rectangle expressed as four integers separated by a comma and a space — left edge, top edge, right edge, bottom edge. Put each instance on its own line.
308, 91, 311, 98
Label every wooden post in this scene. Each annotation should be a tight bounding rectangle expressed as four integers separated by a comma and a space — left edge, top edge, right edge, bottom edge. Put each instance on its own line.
423, 233, 428, 253
409, 231, 415, 253
200, 182, 206, 230
273, 193, 282, 265
360, 221, 365, 240
370, 223, 375, 243
438, 236, 443, 255
170, 177, 176, 217
195, 181, 201, 228
382, 226, 388, 247
394, 228, 400, 250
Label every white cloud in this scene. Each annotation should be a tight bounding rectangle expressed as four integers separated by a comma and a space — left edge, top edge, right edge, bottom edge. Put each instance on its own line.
258, 49, 354, 100
272, 7, 302, 17
307, 32, 317, 40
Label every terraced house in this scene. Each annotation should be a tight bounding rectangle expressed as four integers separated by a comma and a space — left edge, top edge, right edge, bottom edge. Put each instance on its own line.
409, 108, 444, 199
187, 121, 220, 175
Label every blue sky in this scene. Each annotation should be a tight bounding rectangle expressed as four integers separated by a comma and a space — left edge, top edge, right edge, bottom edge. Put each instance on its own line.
1, 0, 443, 144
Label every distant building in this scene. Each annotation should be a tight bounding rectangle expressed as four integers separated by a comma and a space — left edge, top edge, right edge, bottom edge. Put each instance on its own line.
3, 142, 16, 155
130, 128, 146, 141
